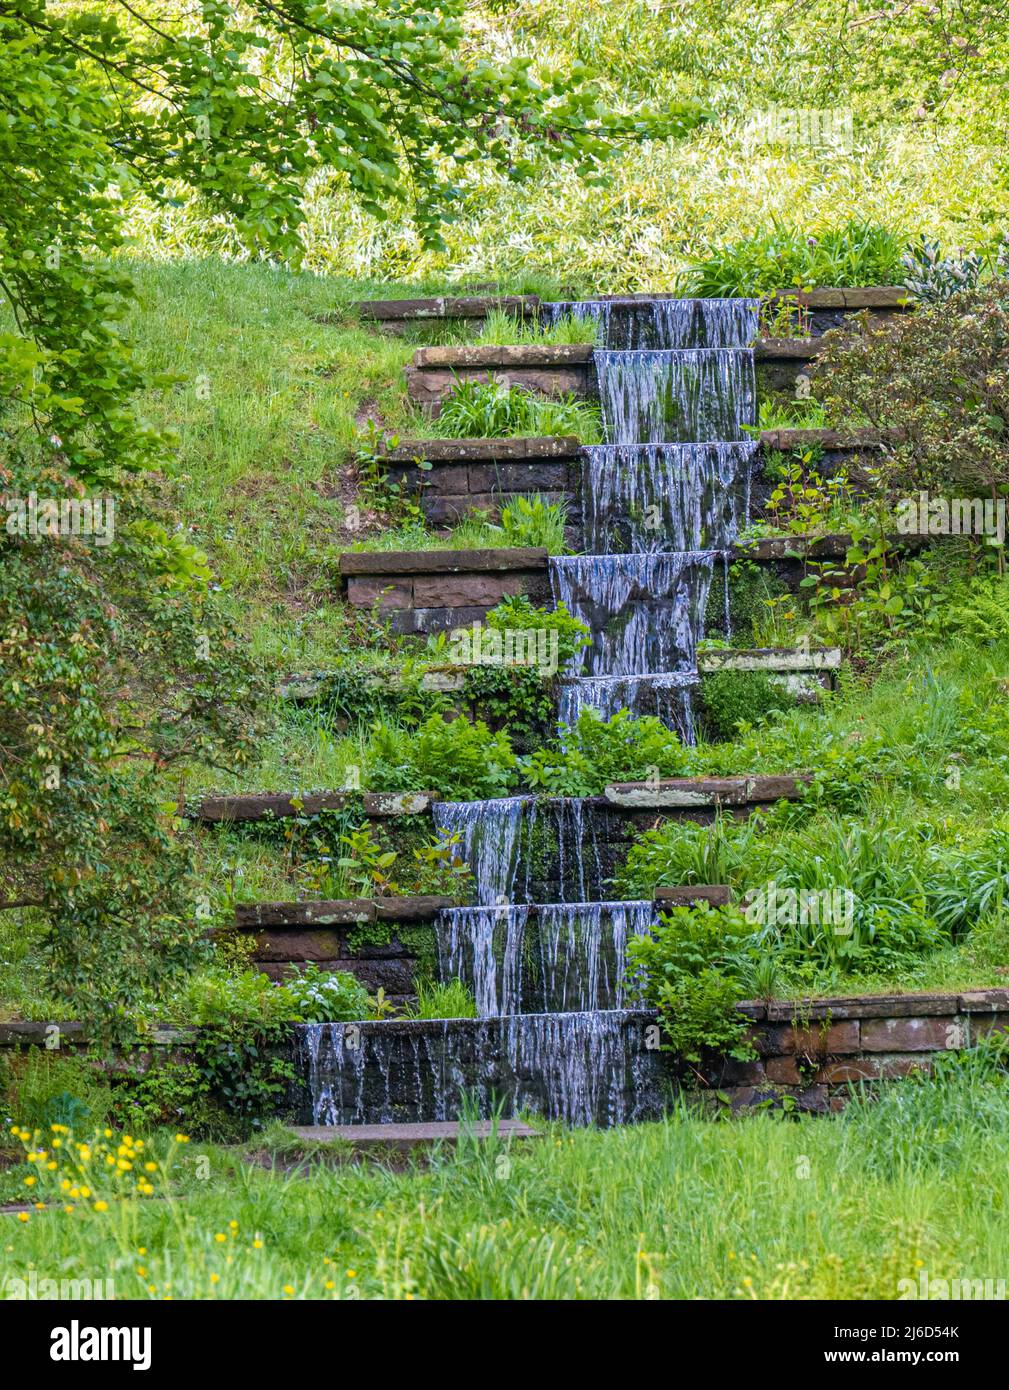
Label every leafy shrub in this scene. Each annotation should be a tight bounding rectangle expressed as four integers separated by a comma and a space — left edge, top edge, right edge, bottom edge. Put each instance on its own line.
817, 280, 1009, 498
327, 821, 473, 900
171, 970, 295, 1129
627, 903, 762, 1062
432, 379, 603, 443
700, 669, 796, 740
689, 222, 905, 297
367, 714, 518, 799
945, 578, 1009, 644
902, 239, 985, 304
280, 965, 372, 1024
520, 707, 690, 795
2, 1052, 112, 1133
498, 495, 570, 551
484, 594, 591, 665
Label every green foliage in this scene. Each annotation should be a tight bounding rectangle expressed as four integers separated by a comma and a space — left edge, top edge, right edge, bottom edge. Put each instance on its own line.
902, 239, 986, 304
498, 495, 570, 551
404, 978, 479, 1020
751, 397, 830, 430
278, 966, 372, 1026
2, 1051, 113, 1134
946, 577, 1009, 643
700, 670, 796, 741
484, 594, 592, 665
818, 280, 1009, 498
520, 708, 689, 796
172, 969, 295, 1129
459, 666, 557, 748
476, 310, 599, 345
432, 379, 603, 442
800, 512, 942, 654
0, 453, 267, 1031
688, 223, 905, 297
367, 714, 518, 800
327, 822, 472, 901
627, 903, 760, 1063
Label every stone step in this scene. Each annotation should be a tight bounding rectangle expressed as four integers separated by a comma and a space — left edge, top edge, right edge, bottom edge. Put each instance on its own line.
603, 774, 812, 809
290, 1119, 541, 1149
355, 294, 540, 322
188, 790, 437, 822
656, 885, 731, 907
698, 646, 841, 673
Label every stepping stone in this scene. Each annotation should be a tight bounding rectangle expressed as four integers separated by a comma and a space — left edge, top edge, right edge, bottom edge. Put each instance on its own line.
290, 1120, 541, 1150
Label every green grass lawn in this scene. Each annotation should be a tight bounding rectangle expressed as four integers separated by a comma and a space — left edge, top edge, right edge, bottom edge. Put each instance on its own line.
4, 1048, 1009, 1299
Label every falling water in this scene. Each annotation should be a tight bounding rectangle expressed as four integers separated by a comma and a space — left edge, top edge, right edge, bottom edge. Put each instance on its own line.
582, 441, 757, 553
597, 349, 757, 444
293, 296, 764, 1131
436, 900, 654, 1015
550, 551, 717, 677
432, 797, 531, 906
541, 297, 759, 350
434, 797, 610, 906
558, 671, 699, 736
297, 1009, 668, 1128
436, 904, 530, 1017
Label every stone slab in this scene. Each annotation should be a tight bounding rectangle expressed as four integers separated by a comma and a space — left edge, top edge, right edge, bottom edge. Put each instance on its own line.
355, 295, 540, 321
656, 885, 732, 907
379, 436, 580, 463
235, 900, 376, 929
413, 344, 593, 369
698, 647, 841, 673
766, 992, 960, 1022
290, 1119, 541, 1148
340, 547, 549, 576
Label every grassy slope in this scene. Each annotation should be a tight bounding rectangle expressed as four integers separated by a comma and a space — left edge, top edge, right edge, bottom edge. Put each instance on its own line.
125, 258, 432, 669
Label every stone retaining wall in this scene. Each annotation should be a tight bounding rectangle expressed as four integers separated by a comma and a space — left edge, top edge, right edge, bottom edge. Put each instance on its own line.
403, 340, 821, 410
354, 287, 910, 340
379, 435, 582, 526
405, 344, 595, 414
340, 545, 552, 634
708, 989, 1009, 1113
8, 985, 1001, 1125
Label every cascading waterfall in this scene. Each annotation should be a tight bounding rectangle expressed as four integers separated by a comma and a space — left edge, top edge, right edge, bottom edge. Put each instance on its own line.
582, 441, 757, 554
298, 295, 761, 1131
297, 1010, 667, 1128
541, 297, 759, 350
596, 349, 756, 444
557, 671, 700, 736
436, 901, 656, 1017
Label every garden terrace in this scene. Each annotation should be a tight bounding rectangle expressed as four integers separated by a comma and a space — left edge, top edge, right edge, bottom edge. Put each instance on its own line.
357, 287, 911, 339
339, 545, 552, 633
187, 790, 437, 823
404, 339, 824, 410
765, 285, 911, 335
354, 293, 541, 332
378, 431, 886, 539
